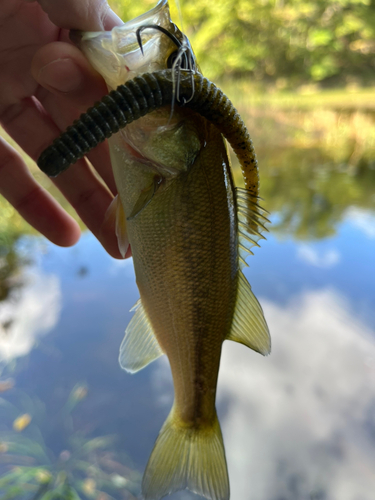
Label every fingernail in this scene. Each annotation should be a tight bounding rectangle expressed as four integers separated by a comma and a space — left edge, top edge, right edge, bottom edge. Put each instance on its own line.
38, 59, 83, 93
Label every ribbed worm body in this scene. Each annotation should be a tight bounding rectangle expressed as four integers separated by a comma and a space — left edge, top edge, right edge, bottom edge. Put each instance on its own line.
37, 70, 258, 193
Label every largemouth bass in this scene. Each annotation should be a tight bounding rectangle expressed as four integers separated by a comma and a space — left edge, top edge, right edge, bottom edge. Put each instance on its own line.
38, 1, 271, 499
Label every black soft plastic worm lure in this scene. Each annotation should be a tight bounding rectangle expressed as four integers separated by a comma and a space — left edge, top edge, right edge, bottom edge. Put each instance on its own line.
37, 70, 259, 193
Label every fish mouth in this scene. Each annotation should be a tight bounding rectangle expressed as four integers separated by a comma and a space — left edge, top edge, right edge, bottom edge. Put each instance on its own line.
71, 0, 177, 91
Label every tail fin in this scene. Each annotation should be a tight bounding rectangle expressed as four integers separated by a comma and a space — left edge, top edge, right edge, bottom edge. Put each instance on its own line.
142, 407, 229, 500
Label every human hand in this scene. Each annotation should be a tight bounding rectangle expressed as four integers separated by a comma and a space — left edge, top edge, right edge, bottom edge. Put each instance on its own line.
0, 0, 127, 258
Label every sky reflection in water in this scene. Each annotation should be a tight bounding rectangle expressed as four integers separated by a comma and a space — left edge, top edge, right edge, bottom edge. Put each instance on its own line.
0, 169, 374, 498
154, 215, 375, 500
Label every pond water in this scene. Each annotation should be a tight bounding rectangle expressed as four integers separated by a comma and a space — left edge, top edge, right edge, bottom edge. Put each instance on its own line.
0, 106, 375, 500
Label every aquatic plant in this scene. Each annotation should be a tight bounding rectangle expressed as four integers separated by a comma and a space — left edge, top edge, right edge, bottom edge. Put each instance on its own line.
0, 385, 140, 500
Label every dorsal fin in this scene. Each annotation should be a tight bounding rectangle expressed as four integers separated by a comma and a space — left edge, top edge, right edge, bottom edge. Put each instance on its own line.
236, 187, 270, 268
227, 271, 271, 355
119, 300, 164, 373
228, 188, 271, 355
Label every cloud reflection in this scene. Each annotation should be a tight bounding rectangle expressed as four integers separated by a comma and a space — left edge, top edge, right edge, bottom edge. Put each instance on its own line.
219, 288, 375, 500
345, 207, 375, 239
297, 244, 340, 268
0, 270, 61, 362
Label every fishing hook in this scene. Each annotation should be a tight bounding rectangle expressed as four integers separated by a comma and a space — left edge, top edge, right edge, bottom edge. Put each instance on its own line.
135, 24, 196, 107
136, 24, 182, 55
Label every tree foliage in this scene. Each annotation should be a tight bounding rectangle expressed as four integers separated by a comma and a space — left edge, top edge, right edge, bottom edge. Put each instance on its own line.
112, 0, 375, 86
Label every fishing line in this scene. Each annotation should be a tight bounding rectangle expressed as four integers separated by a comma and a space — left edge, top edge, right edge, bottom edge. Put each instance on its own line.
173, 0, 185, 33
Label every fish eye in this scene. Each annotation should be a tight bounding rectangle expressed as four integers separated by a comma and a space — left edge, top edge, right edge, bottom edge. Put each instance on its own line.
167, 50, 191, 70
167, 50, 179, 68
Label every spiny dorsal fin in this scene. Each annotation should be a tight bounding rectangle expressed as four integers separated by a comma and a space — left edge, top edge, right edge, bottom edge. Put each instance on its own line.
236, 187, 270, 268
119, 300, 164, 373
227, 271, 271, 356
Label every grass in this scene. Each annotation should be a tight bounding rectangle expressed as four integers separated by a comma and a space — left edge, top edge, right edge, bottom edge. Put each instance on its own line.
0, 386, 141, 500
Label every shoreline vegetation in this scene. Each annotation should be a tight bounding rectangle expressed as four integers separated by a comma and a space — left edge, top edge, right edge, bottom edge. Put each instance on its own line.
112, 0, 375, 88
224, 83, 375, 110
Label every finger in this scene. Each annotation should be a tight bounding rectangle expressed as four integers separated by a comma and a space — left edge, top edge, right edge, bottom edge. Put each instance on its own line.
32, 42, 108, 111
31, 41, 117, 194
1, 96, 122, 258
0, 137, 80, 247
36, 0, 123, 31
54, 160, 123, 259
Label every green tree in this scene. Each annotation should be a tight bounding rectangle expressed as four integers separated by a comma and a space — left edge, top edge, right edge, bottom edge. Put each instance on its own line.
112, 0, 375, 86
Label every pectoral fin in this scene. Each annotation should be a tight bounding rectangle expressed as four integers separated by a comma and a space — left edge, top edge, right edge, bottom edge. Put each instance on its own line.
104, 195, 129, 258
227, 271, 271, 355
127, 176, 163, 221
119, 300, 164, 373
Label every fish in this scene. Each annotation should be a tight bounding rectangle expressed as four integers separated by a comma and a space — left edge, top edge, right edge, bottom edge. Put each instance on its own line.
38, 1, 271, 499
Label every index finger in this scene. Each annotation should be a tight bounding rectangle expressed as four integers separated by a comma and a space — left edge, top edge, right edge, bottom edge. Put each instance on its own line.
0, 136, 81, 247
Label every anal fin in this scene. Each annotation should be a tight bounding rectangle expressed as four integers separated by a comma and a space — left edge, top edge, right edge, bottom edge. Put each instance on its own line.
119, 300, 164, 373
227, 271, 271, 355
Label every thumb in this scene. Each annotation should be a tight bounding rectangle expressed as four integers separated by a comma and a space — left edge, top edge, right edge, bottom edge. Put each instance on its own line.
35, 0, 123, 31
